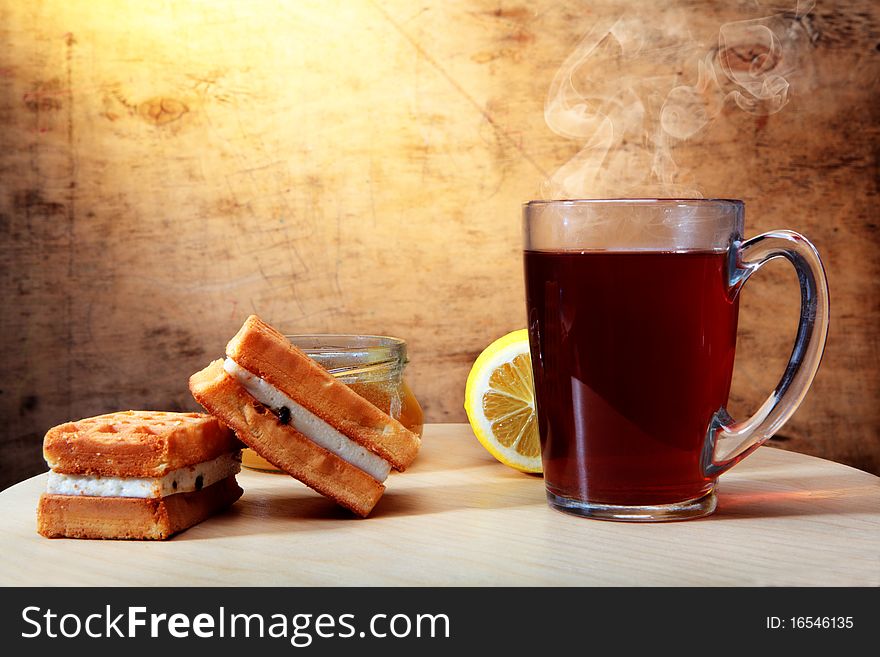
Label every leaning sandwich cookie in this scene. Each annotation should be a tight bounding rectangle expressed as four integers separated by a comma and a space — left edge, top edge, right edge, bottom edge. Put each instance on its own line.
189, 315, 421, 517
37, 411, 243, 540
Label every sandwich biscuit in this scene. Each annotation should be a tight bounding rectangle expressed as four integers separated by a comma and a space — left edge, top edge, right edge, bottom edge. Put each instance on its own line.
189, 315, 421, 517
37, 410, 243, 540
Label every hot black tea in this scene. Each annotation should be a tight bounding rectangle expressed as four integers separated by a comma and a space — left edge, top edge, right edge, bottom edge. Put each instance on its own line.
524, 249, 739, 506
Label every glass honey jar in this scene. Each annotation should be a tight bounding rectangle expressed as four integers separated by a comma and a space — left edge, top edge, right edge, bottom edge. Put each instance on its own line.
241, 334, 424, 472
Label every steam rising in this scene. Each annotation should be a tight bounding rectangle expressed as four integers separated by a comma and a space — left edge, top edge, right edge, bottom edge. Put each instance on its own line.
542, 1, 817, 199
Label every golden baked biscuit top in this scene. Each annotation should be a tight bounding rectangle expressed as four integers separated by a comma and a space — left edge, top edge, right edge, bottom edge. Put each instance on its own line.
43, 410, 240, 477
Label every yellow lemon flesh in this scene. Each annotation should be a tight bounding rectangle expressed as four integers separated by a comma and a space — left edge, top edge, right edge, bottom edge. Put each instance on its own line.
464, 329, 542, 473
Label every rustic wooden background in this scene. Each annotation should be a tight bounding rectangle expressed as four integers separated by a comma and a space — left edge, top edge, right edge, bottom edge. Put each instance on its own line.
1, 1, 878, 489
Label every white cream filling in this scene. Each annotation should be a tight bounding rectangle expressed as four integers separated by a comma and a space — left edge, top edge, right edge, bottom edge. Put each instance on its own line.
223, 358, 391, 483
46, 452, 241, 499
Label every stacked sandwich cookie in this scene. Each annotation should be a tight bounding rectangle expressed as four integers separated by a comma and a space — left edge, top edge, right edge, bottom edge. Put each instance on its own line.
37, 411, 243, 540
190, 315, 421, 517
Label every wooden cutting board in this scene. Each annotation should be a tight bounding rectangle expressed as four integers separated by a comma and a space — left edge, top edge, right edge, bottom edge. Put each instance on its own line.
1, 424, 878, 586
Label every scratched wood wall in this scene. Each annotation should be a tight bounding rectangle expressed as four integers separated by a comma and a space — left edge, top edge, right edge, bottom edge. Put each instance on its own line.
1, 0, 878, 488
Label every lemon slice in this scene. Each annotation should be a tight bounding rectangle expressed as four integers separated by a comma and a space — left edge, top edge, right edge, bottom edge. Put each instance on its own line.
464, 329, 542, 473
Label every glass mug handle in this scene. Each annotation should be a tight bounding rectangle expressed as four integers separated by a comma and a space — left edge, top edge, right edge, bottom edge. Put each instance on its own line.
702, 231, 830, 477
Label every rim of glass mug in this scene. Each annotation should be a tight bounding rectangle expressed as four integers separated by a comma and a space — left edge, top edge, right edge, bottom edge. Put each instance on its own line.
523, 198, 745, 253
523, 198, 744, 205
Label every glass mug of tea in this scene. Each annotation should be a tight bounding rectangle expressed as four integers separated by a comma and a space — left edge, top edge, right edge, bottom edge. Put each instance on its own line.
523, 199, 829, 521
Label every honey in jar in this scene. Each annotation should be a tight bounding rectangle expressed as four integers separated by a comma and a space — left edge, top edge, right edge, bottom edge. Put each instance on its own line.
241, 334, 423, 471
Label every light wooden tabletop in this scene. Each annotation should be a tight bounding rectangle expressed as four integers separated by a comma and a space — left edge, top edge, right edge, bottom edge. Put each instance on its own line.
1, 424, 878, 586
